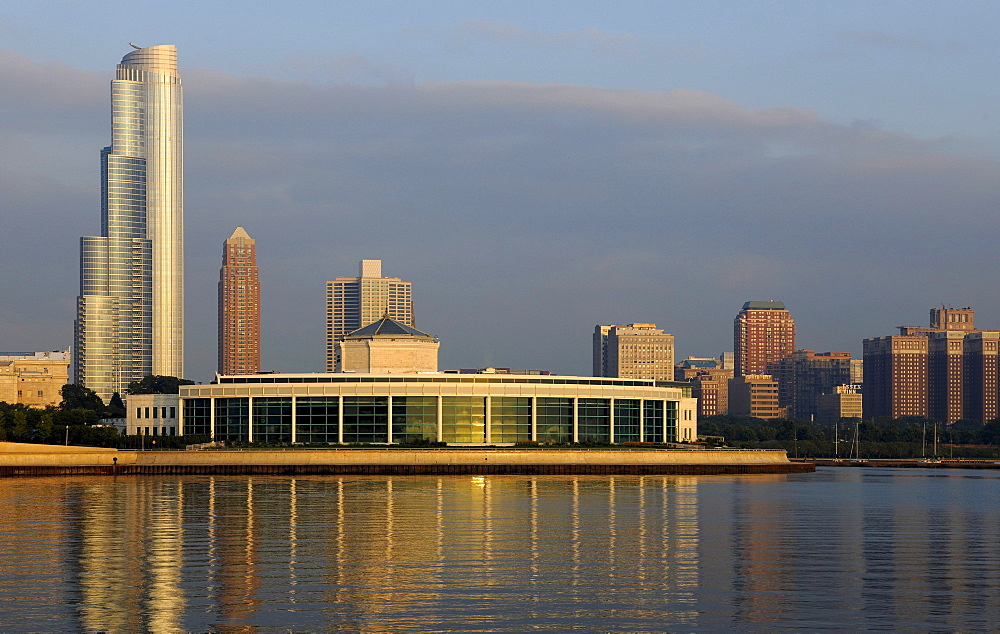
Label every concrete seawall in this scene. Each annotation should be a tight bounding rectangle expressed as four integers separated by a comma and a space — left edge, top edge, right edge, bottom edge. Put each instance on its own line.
0, 442, 814, 476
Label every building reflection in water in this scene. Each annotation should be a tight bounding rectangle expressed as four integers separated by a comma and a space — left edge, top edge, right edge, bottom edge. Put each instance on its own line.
72, 479, 184, 632
29, 474, 702, 630
7, 470, 997, 630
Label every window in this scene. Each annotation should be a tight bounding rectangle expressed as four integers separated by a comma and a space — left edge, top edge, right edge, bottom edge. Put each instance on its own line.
613, 399, 641, 443
343, 397, 388, 443
536, 398, 572, 444
490, 397, 530, 443
392, 396, 438, 443
578, 399, 610, 443
441, 397, 486, 443
215, 398, 249, 441
252, 398, 292, 443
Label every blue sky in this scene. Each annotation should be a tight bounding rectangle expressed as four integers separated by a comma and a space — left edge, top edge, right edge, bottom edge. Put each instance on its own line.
3, 1, 1000, 380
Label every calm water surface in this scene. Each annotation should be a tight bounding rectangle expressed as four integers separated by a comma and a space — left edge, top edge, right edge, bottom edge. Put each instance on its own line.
0, 468, 998, 631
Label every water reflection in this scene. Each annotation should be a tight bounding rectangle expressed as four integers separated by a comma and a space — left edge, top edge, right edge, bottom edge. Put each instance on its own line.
1, 470, 999, 630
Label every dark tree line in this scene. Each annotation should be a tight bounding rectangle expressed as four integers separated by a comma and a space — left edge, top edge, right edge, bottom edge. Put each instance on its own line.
698, 415, 1000, 459
0, 376, 199, 448
0, 384, 121, 446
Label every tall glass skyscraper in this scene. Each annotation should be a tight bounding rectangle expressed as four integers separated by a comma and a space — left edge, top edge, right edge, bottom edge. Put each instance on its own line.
75, 44, 184, 401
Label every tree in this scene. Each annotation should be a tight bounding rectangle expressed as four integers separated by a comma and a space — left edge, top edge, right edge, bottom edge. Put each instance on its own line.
107, 392, 126, 418
127, 375, 194, 395
52, 408, 100, 428
60, 384, 105, 412
11, 411, 29, 441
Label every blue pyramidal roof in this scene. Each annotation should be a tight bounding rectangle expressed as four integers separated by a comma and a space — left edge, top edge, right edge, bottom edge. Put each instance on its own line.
346, 316, 433, 338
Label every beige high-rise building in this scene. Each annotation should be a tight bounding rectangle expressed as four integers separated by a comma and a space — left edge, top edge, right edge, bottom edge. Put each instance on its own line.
218, 227, 260, 375
0, 351, 70, 408
326, 260, 413, 371
593, 323, 675, 381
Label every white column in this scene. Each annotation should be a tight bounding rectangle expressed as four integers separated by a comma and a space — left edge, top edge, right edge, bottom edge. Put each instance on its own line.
246, 397, 253, 443
209, 398, 215, 441
338, 396, 344, 444
639, 398, 644, 443
290, 396, 297, 444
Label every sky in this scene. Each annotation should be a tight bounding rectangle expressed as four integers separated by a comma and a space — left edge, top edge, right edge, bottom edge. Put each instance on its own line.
3, 1, 1000, 382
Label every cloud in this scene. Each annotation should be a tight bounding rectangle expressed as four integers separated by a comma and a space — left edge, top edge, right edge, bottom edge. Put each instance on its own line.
273, 52, 415, 85
3, 49, 1000, 380
418, 19, 711, 63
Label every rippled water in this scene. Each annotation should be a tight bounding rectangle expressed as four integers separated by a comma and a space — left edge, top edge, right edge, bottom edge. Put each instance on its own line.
1, 468, 998, 631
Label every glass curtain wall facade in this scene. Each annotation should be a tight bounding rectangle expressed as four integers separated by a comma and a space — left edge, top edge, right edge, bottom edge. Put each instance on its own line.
75, 44, 183, 401
178, 375, 697, 444
182, 396, 685, 444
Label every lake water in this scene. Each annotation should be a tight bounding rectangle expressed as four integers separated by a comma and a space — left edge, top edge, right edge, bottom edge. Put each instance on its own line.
1, 468, 997, 631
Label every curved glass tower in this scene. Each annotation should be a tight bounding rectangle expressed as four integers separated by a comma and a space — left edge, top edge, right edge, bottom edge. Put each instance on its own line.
75, 44, 183, 400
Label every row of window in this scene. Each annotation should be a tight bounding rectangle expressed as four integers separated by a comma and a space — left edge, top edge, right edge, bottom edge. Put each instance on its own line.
136, 406, 177, 420
184, 396, 679, 445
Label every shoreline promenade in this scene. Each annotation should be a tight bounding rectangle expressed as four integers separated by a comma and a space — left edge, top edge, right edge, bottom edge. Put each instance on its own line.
0, 442, 812, 476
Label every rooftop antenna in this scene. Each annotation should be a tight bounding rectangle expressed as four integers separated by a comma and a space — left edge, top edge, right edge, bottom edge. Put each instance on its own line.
129, 42, 141, 50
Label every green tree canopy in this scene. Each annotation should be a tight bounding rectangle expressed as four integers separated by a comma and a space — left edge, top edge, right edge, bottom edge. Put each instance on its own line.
60, 384, 105, 412
127, 375, 195, 395
107, 392, 126, 418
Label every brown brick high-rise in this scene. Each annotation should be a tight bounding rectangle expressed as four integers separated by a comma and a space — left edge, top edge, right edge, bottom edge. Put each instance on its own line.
219, 227, 261, 375
734, 301, 795, 377
864, 307, 1000, 424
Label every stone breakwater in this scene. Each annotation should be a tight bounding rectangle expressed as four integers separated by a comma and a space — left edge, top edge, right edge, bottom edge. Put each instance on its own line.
0, 442, 814, 476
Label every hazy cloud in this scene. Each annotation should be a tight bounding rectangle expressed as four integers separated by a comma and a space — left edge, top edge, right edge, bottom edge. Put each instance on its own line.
274, 52, 415, 85
416, 19, 711, 63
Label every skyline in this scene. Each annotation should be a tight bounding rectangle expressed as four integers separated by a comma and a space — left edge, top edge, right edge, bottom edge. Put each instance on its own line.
3, 4, 1000, 382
